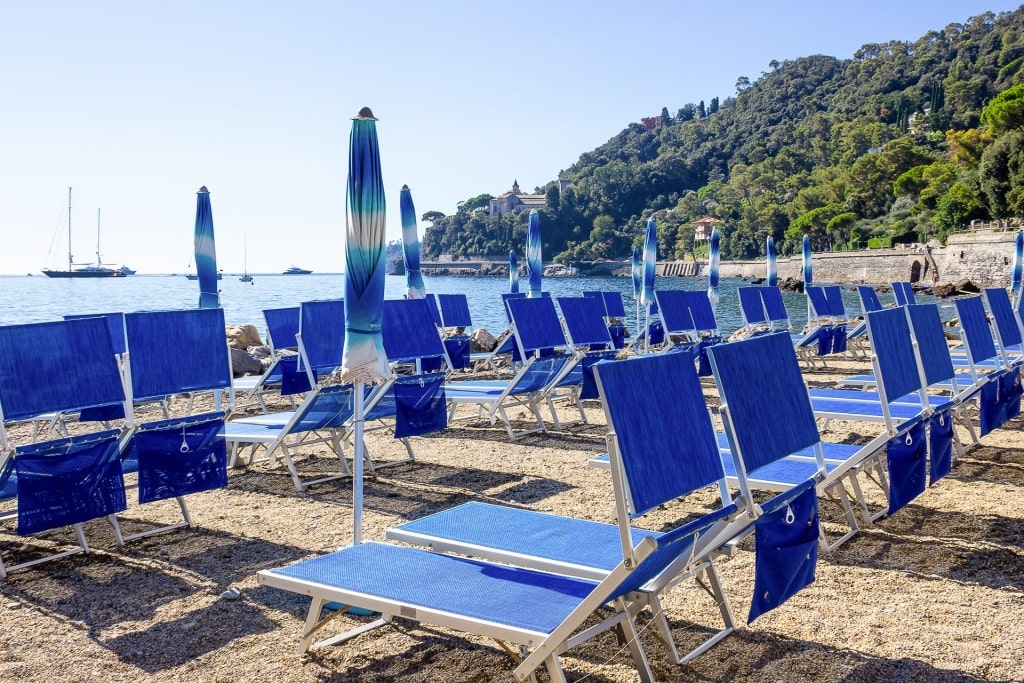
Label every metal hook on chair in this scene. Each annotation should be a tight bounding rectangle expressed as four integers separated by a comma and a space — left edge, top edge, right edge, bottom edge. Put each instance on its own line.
905, 432, 914, 446
784, 505, 795, 525
180, 424, 191, 453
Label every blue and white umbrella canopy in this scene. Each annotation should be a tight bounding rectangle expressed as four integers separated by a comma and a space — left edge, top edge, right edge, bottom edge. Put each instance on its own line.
802, 234, 813, 287
766, 235, 778, 287
342, 107, 389, 546
526, 209, 543, 298
399, 185, 426, 299
341, 107, 389, 385
193, 186, 219, 309
640, 218, 657, 307
509, 250, 519, 294
1012, 230, 1023, 302
707, 228, 720, 312
631, 247, 642, 300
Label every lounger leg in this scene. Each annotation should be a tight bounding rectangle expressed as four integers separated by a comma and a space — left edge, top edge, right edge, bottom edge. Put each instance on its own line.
616, 599, 656, 683
107, 514, 125, 546
176, 496, 194, 528
298, 597, 328, 653
541, 655, 568, 683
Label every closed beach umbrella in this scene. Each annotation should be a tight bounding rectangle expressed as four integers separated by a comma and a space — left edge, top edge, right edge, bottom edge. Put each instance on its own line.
1012, 230, 1023, 304
399, 185, 426, 299
641, 218, 657, 307
766, 235, 778, 287
802, 234, 813, 287
707, 228, 720, 312
193, 186, 219, 309
509, 250, 519, 294
526, 209, 542, 298
631, 247, 642, 301
342, 107, 389, 545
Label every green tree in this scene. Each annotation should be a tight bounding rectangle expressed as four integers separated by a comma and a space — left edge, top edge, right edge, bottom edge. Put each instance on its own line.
935, 183, 983, 236
979, 130, 1024, 217
980, 82, 1024, 135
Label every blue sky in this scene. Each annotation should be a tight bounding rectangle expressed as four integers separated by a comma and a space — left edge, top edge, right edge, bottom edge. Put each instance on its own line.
1, 1, 1019, 275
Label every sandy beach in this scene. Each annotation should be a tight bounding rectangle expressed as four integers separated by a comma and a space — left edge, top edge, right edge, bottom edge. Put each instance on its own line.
1, 354, 1023, 682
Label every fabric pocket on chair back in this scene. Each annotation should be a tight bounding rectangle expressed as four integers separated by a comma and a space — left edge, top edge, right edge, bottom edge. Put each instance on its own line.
887, 422, 927, 516
14, 432, 127, 535
394, 374, 447, 438
129, 414, 227, 504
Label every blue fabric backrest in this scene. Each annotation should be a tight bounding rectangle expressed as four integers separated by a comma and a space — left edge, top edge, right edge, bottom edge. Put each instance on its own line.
865, 307, 921, 401
124, 308, 232, 402
64, 313, 127, 356
423, 294, 443, 327
653, 290, 695, 333
954, 296, 998, 364
0, 318, 125, 422
263, 306, 300, 351
582, 290, 605, 313
602, 291, 627, 318
298, 299, 345, 373
906, 304, 955, 387
823, 286, 847, 317
857, 285, 884, 313
501, 292, 527, 322
805, 287, 831, 318
437, 294, 473, 328
382, 298, 446, 361
892, 282, 916, 307
707, 332, 820, 473
294, 384, 357, 430
983, 288, 1023, 349
681, 291, 718, 332
506, 297, 566, 352
738, 287, 768, 325
760, 287, 791, 323
557, 297, 613, 347
595, 351, 725, 516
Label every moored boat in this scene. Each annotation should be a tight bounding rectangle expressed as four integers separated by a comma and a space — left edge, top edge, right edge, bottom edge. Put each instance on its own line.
42, 190, 132, 278
283, 265, 312, 275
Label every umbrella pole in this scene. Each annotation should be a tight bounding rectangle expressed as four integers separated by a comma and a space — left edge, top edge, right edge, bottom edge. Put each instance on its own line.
353, 380, 364, 545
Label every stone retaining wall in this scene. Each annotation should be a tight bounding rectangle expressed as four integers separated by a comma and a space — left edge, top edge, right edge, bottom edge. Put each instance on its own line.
665, 231, 1019, 288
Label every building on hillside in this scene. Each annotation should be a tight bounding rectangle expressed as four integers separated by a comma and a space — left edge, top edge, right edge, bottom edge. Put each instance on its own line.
640, 116, 663, 131
488, 180, 547, 216
692, 216, 721, 242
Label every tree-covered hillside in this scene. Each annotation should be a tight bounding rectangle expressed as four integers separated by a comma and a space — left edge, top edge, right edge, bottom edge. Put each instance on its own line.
421, 8, 1024, 264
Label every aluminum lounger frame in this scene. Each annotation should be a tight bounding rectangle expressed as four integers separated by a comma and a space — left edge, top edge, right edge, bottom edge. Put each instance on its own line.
223, 383, 363, 491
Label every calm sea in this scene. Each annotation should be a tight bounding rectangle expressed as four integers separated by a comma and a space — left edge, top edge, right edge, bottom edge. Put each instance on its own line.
0, 273, 892, 336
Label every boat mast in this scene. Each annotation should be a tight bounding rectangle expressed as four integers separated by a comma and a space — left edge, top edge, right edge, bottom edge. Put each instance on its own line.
67, 186, 73, 268
96, 208, 102, 266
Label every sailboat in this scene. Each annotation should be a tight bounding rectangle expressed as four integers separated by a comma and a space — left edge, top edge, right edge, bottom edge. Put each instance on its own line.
239, 235, 253, 283
42, 188, 133, 278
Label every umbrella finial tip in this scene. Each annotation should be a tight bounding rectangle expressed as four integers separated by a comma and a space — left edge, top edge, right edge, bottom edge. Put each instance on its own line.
197, 185, 209, 193
354, 106, 377, 120
401, 184, 409, 190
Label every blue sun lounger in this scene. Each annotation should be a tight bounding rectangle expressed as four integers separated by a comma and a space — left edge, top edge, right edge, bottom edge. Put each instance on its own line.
445, 297, 579, 440
389, 349, 819, 663
233, 306, 301, 412
891, 281, 918, 307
